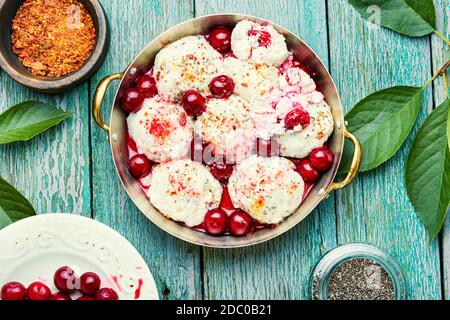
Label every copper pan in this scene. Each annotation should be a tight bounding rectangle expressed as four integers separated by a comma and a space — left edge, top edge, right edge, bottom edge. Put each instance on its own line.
92, 14, 361, 248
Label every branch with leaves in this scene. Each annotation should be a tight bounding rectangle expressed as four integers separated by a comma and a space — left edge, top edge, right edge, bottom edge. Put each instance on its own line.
343, 0, 450, 240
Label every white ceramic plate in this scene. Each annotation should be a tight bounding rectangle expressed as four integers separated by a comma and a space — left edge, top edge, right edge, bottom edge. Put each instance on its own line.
0, 213, 159, 300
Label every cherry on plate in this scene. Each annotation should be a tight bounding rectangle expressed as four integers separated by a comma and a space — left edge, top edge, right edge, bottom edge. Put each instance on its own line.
77, 296, 95, 301
54, 266, 78, 294
208, 27, 232, 52
95, 288, 119, 300
121, 88, 144, 113
309, 147, 334, 171
204, 208, 228, 236
1, 281, 27, 300
80, 272, 101, 296
182, 90, 206, 116
136, 75, 157, 98
296, 159, 319, 183
210, 161, 234, 183
209, 75, 234, 99
49, 292, 72, 300
284, 108, 310, 130
128, 154, 153, 178
27, 282, 51, 300
229, 210, 253, 237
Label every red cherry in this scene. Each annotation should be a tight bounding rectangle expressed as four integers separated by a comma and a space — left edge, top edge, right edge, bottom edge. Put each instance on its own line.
309, 147, 334, 171
80, 272, 101, 296
229, 211, 253, 237
1, 281, 27, 300
54, 266, 77, 294
128, 154, 153, 178
77, 295, 94, 301
210, 161, 234, 183
209, 75, 234, 99
296, 159, 320, 183
182, 90, 206, 116
284, 107, 310, 130
248, 29, 272, 47
136, 75, 157, 98
95, 288, 119, 300
208, 27, 232, 52
49, 292, 72, 300
204, 208, 228, 236
121, 88, 144, 113
27, 282, 51, 300
256, 138, 280, 157
126, 130, 138, 152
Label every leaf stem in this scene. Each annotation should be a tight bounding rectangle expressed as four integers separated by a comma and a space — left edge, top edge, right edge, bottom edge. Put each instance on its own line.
434, 30, 450, 46
423, 60, 450, 89
423, 69, 442, 88
443, 73, 449, 99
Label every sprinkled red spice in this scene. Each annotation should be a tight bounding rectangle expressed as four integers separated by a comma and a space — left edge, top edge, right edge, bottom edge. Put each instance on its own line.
149, 118, 171, 139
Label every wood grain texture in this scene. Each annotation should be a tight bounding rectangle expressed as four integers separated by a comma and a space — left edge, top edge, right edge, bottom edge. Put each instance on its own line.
432, 0, 450, 300
89, 0, 201, 300
0, 74, 91, 217
328, 0, 442, 299
195, 0, 337, 300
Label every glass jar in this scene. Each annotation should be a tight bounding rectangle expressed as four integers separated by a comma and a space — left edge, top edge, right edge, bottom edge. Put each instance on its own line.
310, 243, 406, 300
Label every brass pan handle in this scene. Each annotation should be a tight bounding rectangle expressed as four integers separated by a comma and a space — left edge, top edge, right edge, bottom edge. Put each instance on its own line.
92, 73, 124, 134
328, 126, 362, 192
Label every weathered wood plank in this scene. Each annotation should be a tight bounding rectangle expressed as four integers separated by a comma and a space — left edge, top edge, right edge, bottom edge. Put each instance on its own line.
0, 77, 91, 217
89, 0, 201, 300
195, 0, 337, 299
328, 0, 442, 299
432, 0, 450, 301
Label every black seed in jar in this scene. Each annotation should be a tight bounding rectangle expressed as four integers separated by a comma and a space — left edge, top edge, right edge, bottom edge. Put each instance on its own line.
326, 258, 395, 300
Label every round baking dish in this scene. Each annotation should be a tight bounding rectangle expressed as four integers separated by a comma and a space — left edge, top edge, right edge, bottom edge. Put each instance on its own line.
0, 0, 109, 93
92, 14, 362, 248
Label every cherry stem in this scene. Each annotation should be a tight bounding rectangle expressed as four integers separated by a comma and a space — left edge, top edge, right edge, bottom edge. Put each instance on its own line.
434, 30, 450, 46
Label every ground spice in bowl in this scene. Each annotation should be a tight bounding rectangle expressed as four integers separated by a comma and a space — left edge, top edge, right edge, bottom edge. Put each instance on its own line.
11, 0, 96, 78
326, 258, 395, 300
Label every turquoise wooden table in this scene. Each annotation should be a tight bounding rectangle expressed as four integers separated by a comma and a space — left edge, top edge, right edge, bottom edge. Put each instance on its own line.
0, 0, 449, 300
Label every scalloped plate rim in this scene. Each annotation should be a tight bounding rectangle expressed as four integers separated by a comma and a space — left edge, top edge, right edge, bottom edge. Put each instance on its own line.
0, 213, 159, 300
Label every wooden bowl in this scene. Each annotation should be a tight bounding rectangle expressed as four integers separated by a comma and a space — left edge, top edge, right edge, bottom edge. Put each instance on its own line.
0, 0, 109, 93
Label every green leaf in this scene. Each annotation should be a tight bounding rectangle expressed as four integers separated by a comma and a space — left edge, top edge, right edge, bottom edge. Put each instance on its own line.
444, 50, 450, 151
0, 101, 72, 144
0, 207, 12, 230
0, 176, 36, 225
405, 99, 450, 240
447, 107, 450, 151
348, 0, 436, 37
340, 86, 423, 173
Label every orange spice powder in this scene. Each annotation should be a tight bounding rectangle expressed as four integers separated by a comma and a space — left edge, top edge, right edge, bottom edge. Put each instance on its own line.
11, 0, 96, 78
